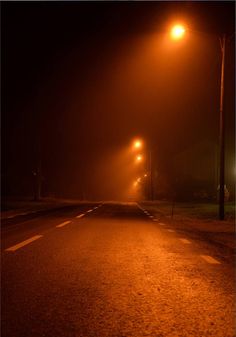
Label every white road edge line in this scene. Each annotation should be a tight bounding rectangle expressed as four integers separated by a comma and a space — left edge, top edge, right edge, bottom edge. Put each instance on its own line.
56, 221, 72, 228
200, 255, 221, 264
136, 203, 146, 212
7, 211, 38, 219
76, 214, 85, 219
136, 203, 157, 220
179, 238, 191, 244
5, 235, 43, 252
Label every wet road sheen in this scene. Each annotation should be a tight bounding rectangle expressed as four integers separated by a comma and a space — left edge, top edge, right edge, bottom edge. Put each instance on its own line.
1, 202, 235, 337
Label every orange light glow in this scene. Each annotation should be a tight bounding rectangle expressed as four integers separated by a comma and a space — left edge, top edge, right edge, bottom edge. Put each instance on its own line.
144, 174, 147, 177
133, 140, 142, 149
137, 177, 141, 182
171, 24, 186, 40
136, 155, 142, 162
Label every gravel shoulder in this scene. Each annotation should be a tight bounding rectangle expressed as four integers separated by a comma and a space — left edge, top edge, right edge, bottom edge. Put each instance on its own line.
139, 201, 235, 250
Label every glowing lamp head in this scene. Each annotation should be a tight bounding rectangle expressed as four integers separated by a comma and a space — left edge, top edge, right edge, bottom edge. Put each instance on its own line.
136, 155, 142, 162
171, 24, 185, 40
134, 140, 142, 149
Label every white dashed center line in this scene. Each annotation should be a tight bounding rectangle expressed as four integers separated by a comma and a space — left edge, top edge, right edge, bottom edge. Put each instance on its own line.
159, 223, 166, 226
167, 229, 175, 232
200, 255, 221, 264
87, 209, 93, 213
76, 214, 85, 219
56, 221, 71, 228
5, 235, 43, 252
179, 238, 191, 244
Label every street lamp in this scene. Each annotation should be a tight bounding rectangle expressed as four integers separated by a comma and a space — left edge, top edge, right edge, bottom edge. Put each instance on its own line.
169, 24, 226, 220
135, 139, 153, 200
131, 138, 153, 200
218, 35, 226, 220
133, 140, 142, 150
170, 24, 186, 40
136, 154, 143, 162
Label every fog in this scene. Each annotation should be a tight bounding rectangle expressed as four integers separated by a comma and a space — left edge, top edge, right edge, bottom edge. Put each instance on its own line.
2, 2, 235, 200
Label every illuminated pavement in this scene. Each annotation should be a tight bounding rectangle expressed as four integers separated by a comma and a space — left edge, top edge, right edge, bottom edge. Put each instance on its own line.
1, 202, 235, 337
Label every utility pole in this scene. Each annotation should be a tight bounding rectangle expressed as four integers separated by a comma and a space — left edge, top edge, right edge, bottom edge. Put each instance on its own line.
219, 35, 226, 220
149, 149, 154, 201
33, 141, 43, 201
33, 158, 42, 201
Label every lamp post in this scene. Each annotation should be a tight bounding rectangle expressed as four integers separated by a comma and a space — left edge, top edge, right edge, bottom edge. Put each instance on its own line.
149, 149, 154, 201
170, 24, 227, 220
219, 35, 226, 220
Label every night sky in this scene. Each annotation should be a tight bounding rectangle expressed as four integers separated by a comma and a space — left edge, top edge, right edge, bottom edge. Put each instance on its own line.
2, 1, 235, 200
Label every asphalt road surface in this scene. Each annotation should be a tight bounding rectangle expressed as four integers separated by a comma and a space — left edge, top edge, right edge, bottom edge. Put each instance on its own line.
1, 202, 235, 337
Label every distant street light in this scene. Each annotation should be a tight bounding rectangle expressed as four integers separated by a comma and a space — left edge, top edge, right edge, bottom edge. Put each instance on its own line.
134, 139, 153, 200
136, 154, 143, 162
133, 140, 142, 149
131, 138, 153, 200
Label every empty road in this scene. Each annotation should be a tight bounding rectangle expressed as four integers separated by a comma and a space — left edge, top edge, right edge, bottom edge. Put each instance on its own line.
1, 202, 235, 337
